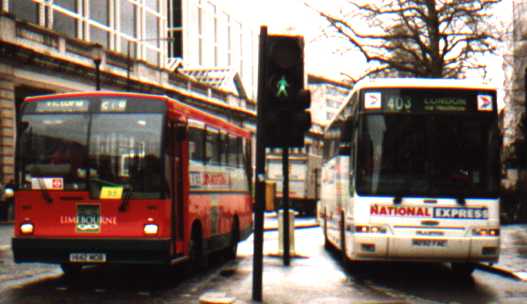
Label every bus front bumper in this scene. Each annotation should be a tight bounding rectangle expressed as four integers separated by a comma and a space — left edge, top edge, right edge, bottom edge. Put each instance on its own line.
12, 237, 173, 265
348, 235, 500, 262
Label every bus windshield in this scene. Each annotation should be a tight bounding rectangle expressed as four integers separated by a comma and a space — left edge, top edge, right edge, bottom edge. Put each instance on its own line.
356, 113, 500, 198
88, 113, 164, 198
19, 114, 89, 190
18, 111, 164, 198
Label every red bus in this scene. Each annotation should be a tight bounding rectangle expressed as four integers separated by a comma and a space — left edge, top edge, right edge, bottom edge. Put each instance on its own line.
11, 91, 253, 276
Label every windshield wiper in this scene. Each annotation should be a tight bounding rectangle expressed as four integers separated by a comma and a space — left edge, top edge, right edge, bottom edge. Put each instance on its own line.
37, 178, 53, 204
393, 178, 413, 205
33, 168, 53, 204
88, 176, 121, 187
456, 195, 466, 205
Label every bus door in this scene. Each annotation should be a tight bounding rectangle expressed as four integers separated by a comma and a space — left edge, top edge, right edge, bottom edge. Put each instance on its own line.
169, 123, 186, 241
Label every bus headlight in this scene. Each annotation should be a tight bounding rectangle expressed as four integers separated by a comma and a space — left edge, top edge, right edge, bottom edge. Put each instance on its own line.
20, 223, 34, 235
355, 225, 387, 234
473, 228, 500, 236
144, 223, 159, 235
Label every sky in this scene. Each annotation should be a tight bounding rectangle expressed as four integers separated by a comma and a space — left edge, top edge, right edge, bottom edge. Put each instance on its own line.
221, 0, 358, 80
222, 0, 512, 106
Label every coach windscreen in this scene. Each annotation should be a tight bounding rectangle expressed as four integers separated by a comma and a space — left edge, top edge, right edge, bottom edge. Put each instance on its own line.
356, 88, 500, 198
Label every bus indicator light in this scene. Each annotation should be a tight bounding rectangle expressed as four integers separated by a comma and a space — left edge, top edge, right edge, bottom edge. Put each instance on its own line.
477, 95, 493, 112
473, 228, 499, 236
364, 92, 382, 110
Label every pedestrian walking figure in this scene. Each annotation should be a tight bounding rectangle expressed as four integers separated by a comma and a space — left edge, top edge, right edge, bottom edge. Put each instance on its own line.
276, 76, 289, 97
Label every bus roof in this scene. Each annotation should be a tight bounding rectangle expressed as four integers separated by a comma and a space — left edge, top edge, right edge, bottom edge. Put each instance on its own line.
24, 91, 251, 138
352, 78, 497, 93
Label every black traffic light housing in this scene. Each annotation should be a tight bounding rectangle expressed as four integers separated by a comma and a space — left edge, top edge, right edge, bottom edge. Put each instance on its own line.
260, 34, 311, 148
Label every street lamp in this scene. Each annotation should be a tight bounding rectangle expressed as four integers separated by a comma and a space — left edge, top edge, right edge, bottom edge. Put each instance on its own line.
91, 43, 104, 90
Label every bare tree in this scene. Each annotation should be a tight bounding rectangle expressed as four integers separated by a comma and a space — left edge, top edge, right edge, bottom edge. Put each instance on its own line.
307, 0, 502, 81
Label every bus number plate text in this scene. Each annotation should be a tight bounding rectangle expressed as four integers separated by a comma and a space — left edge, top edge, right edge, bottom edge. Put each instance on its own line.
412, 239, 447, 247
69, 253, 106, 263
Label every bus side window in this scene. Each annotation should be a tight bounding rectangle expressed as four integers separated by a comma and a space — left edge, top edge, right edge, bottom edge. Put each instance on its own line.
205, 127, 221, 165
220, 132, 228, 166
339, 122, 352, 155
349, 123, 359, 194
237, 137, 244, 168
189, 127, 205, 163
228, 135, 237, 167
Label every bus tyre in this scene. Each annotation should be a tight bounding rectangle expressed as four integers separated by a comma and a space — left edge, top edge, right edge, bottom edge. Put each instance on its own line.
61, 263, 82, 279
323, 212, 331, 250
227, 218, 240, 260
189, 228, 207, 272
451, 262, 476, 277
340, 211, 348, 264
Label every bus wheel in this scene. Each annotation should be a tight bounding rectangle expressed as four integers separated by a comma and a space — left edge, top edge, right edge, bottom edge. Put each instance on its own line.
323, 211, 331, 250
189, 226, 207, 272
340, 211, 348, 264
227, 217, 240, 260
451, 262, 476, 277
60, 263, 82, 279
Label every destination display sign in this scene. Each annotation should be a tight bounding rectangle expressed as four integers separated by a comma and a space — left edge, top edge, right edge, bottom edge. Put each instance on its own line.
362, 89, 496, 113
35, 100, 89, 113
26, 97, 166, 114
101, 99, 127, 112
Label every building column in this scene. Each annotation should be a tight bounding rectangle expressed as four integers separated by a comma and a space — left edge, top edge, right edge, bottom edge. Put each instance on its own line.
0, 63, 15, 184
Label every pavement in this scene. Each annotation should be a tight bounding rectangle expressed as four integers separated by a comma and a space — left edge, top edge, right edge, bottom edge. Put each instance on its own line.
0, 223, 11, 252
476, 224, 527, 281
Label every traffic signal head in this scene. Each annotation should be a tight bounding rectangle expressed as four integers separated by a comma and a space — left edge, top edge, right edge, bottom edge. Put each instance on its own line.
260, 35, 312, 148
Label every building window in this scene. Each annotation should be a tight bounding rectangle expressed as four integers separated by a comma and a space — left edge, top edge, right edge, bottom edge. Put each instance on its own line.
169, 30, 182, 58
171, 0, 182, 27
168, 0, 182, 58
145, 0, 158, 11
90, 0, 109, 25
146, 49, 160, 66
53, 11, 77, 38
90, 25, 109, 48
9, 0, 38, 24
231, 21, 241, 71
120, 0, 136, 37
225, 13, 231, 66
213, 5, 218, 65
145, 12, 159, 46
197, 3, 203, 65
54, 0, 76, 12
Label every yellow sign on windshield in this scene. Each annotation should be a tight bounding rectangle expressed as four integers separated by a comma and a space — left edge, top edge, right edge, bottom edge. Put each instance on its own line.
100, 186, 123, 199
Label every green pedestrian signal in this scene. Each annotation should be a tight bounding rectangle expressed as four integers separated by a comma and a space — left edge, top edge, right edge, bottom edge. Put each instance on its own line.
276, 76, 289, 97
260, 34, 311, 148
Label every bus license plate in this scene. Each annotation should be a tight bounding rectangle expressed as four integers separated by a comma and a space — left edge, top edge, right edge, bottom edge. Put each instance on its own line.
69, 253, 106, 263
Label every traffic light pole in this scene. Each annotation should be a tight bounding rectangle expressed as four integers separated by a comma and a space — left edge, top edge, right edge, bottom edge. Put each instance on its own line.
282, 148, 290, 266
252, 25, 267, 302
